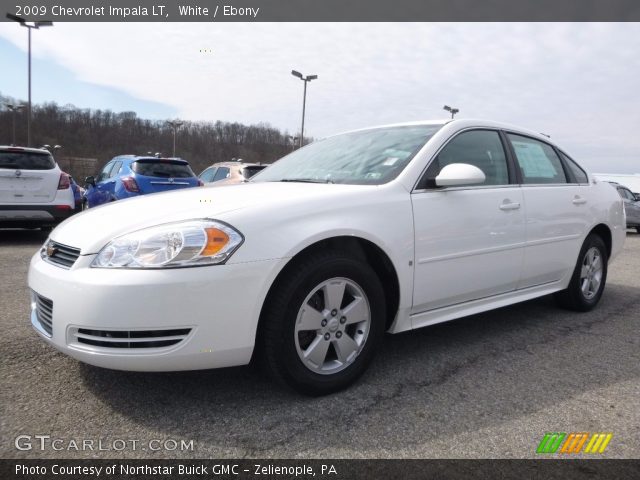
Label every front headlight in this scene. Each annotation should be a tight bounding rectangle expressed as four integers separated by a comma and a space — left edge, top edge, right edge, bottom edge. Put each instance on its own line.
91, 220, 243, 269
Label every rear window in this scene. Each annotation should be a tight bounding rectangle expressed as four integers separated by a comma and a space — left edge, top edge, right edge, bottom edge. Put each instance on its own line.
242, 165, 267, 179
132, 160, 195, 178
0, 151, 55, 170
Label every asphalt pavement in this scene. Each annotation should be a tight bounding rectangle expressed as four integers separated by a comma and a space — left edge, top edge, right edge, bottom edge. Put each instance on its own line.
1, 229, 639, 459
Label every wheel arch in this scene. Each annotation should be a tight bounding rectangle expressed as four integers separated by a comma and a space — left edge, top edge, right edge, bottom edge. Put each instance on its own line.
588, 223, 612, 258
254, 236, 401, 353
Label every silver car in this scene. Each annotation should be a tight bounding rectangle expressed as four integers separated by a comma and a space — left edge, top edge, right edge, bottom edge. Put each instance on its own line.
613, 183, 640, 232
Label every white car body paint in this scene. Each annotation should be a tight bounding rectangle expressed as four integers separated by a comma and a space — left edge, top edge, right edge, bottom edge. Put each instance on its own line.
28, 119, 626, 372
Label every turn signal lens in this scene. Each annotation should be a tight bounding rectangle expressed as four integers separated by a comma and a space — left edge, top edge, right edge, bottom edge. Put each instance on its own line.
202, 228, 229, 256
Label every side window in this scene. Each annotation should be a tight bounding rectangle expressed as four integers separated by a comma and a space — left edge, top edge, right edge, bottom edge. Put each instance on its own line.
96, 162, 114, 182
560, 152, 588, 184
199, 167, 217, 182
424, 130, 509, 186
109, 161, 123, 178
507, 134, 568, 184
212, 167, 230, 182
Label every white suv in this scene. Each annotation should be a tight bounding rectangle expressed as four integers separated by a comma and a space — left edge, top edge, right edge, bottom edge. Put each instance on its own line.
0, 146, 75, 229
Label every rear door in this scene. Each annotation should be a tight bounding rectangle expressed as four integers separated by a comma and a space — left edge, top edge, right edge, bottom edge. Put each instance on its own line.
132, 159, 198, 193
505, 134, 592, 288
0, 150, 58, 204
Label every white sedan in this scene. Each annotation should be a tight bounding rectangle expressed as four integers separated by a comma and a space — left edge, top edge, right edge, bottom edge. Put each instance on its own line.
28, 119, 625, 395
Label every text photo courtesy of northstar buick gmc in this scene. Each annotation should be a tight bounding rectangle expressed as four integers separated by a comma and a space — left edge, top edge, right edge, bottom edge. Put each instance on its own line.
28, 119, 625, 395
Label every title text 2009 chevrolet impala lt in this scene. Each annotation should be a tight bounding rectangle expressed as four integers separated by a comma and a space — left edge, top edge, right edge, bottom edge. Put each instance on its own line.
28, 119, 625, 395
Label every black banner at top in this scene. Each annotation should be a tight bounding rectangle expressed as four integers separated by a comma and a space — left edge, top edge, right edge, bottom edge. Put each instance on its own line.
1, 0, 640, 22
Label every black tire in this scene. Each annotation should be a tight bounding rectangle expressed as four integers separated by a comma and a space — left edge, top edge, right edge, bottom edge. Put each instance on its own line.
636, 227, 640, 234
259, 250, 386, 396
554, 234, 608, 312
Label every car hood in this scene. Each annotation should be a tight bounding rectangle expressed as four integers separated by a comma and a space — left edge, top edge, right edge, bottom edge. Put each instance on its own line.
50, 182, 377, 254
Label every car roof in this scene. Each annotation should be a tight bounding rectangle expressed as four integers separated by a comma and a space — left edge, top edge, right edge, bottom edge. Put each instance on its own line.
114, 155, 189, 164
206, 162, 265, 168
0, 145, 52, 155
335, 118, 556, 144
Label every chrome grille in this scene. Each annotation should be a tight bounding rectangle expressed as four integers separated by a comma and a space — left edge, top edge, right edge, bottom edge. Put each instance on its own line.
71, 328, 192, 349
34, 292, 53, 336
42, 240, 80, 269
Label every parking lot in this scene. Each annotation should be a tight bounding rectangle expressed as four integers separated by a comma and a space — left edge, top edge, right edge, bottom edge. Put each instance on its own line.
1, 229, 639, 459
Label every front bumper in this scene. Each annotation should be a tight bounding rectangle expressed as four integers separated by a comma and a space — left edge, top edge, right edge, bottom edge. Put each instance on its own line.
28, 252, 284, 371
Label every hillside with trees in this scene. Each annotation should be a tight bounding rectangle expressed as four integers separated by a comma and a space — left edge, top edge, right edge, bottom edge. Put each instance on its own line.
0, 92, 303, 174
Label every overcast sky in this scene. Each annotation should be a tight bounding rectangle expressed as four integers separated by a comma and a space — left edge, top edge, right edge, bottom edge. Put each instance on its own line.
0, 22, 638, 173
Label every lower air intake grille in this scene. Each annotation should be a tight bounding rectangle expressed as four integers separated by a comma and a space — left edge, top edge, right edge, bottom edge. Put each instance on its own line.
34, 292, 53, 336
73, 328, 192, 349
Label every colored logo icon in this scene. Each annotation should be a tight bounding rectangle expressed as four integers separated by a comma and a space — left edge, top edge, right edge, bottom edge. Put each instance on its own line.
537, 433, 612, 454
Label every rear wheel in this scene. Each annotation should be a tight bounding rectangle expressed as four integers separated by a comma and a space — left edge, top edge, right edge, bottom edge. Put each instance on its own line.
636, 227, 640, 234
555, 234, 608, 311
260, 250, 386, 395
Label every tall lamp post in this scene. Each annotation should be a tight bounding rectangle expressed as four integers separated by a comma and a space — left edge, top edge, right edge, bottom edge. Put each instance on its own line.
443, 105, 459, 119
7, 13, 54, 147
166, 120, 183, 157
5, 103, 26, 145
291, 70, 317, 148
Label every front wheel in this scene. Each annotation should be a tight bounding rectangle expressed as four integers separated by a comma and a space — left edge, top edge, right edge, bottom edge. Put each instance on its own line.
259, 250, 386, 395
555, 234, 608, 311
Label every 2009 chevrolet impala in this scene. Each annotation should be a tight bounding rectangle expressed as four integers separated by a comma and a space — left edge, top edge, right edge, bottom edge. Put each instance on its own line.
28, 119, 625, 395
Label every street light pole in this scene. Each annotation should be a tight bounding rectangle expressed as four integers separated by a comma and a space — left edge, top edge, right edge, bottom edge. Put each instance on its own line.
6, 14, 53, 147
5, 104, 26, 145
166, 120, 184, 157
291, 70, 318, 148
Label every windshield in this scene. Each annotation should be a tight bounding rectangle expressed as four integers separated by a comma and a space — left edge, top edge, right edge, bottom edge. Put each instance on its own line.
252, 124, 442, 185
132, 160, 195, 178
0, 151, 55, 170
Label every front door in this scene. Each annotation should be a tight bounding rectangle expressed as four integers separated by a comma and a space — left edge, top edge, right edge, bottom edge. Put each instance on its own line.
411, 129, 525, 313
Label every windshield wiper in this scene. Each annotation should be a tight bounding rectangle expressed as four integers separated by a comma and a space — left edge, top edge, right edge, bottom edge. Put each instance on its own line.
278, 178, 327, 184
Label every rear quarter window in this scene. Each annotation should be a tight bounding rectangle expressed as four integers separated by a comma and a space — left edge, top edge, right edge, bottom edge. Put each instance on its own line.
132, 161, 195, 178
242, 165, 267, 179
560, 152, 589, 184
0, 152, 55, 170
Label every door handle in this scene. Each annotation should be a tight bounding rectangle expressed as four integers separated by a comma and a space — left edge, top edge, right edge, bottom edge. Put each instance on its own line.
572, 196, 587, 205
499, 201, 521, 211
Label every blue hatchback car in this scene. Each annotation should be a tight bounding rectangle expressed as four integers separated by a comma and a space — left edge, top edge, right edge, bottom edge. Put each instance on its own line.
84, 155, 201, 208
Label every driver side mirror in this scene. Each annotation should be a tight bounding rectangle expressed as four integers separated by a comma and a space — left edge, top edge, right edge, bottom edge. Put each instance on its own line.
634, 193, 640, 202
85, 176, 96, 187
435, 163, 486, 187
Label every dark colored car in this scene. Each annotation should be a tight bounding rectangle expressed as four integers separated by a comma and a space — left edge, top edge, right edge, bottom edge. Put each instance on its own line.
84, 156, 201, 208
198, 161, 267, 186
